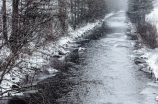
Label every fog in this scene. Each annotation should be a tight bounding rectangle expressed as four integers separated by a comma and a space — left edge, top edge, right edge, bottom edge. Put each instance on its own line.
106, 0, 128, 12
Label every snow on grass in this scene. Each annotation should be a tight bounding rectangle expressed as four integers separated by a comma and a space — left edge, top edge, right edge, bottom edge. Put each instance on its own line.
133, 48, 158, 101
144, 0, 158, 80
144, 49, 158, 79
0, 46, 11, 60
146, 0, 158, 28
0, 44, 58, 96
133, 47, 158, 81
58, 13, 114, 47
146, 8, 158, 28
127, 1, 158, 99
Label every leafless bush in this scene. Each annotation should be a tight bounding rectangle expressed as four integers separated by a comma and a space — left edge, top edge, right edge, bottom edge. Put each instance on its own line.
137, 22, 158, 49
0, 0, 108, 96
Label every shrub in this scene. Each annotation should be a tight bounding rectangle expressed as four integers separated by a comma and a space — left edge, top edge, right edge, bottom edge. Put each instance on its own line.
137, 22, 158, 49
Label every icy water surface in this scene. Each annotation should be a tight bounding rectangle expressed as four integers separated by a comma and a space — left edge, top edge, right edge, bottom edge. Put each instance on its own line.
56, 12, 157, 104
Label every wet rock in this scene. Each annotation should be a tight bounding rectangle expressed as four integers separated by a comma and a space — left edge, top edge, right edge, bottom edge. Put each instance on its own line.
59, 50, 66, 55
12, 85, 19, 89
7, 97, 26, 104
50, 58, 68, 71
78, 47, 86, 53
134, 58, 146, 64
65, 49, 79, 63
53, 55, 61, 58
12, 78, 15, 80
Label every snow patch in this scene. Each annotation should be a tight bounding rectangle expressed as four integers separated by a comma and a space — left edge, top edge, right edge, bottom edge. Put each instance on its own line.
146, 0, 158, 28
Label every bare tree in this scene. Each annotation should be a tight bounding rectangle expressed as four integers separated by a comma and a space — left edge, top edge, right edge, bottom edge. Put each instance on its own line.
2, 0, 7, 42
0, 0, 108, 97
9, 0, 20, 53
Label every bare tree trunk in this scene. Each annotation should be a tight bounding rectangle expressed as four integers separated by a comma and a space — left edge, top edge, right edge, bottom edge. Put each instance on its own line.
70, 0, 73, 21
77, 0, 80, 25
2, 0, 7, 42
58, 0, 66, 34
74, 0, 77, 29
10, 0, 19, 53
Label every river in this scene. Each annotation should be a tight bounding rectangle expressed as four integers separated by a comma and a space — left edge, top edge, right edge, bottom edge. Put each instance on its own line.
52, 12, 157, 104
19, 11, 158, 104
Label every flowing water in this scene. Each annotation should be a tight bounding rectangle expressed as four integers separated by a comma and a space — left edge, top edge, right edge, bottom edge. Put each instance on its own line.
55, 12, 157, 104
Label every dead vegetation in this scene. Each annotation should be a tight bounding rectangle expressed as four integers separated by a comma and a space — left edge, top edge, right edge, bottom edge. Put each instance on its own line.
136, 22, 158, 49
0, 0, 108, 97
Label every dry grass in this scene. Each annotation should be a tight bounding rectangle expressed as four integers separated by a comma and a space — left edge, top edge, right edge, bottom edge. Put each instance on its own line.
137, 22, 158, 49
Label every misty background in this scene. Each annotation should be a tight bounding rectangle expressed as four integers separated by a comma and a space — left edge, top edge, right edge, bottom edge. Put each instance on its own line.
106, 0, 128, 12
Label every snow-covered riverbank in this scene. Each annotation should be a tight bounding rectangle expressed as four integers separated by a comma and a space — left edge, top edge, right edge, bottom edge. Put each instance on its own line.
0, 12, 115, 97
128, 0, 158, 101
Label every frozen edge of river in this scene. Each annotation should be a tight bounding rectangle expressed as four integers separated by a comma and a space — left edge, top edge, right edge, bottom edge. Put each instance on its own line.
127, 15, 158, 101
